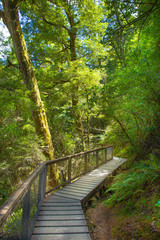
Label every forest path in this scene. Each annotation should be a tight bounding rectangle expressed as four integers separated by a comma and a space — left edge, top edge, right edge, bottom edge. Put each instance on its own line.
31, 157, 126, 240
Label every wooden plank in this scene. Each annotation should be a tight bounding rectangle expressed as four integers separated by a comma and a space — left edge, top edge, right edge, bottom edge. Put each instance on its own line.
39, 210, 84, 215
52, 192, 81, 200
69, 183, 96, 188
31, 233, 91, 240
58, 187, 89, 194
40, 206, 82, 211
57, 189, 88, 197
62, 186, 92, 192
41, 201, 81, 206
35, 220, 87, 227
63, 185, 92, 190
74, 178, 100, 183
72, 178, 98, 183
43, 196, 80, 201
37, 215, 85, 220
33, 226, 89, 234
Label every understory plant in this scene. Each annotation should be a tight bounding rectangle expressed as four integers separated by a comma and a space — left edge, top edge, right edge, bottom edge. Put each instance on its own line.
104, 161, 160, 215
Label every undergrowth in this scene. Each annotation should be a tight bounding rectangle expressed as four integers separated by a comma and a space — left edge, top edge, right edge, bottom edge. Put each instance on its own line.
104, 160, 160, 234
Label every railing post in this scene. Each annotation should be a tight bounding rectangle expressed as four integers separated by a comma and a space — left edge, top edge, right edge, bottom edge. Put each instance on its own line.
43, 165, 47, 196
68, 159, 71, 182
88, 153, 90, 169
21, 188, 30, 240
84, 153, 87, 171
105, 148, 107, 162
38, 166, 46, 206
111, 146, 113, 159
38, 171, 43, 206
96, 150, 99, 166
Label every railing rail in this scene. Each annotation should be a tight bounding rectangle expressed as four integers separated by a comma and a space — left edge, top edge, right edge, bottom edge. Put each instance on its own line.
0, 146, 113, 239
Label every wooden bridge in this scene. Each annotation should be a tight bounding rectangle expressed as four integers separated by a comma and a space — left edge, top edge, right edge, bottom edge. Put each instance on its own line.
0, 146, 126, 240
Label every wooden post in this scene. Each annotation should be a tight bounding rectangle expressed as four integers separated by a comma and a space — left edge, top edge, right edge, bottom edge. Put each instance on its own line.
38, 166, 46, 206
21, 188, 30, 240
96, 151, 99, 166
111, 146, 113, 159
38, 171, 43, 206
88, 153, 90, 170
68, 159, 71, 181
84, 153, 87, 171
105, 148, 107, 162
43, 166, 47, 196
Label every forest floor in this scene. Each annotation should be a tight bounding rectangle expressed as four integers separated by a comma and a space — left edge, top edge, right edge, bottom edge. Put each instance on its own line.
85, 197, 160, 240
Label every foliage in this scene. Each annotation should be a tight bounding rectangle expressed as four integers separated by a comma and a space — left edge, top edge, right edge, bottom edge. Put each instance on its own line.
104, 161, 160, 214
99, 3, 160, 160
0, 0, 160, 215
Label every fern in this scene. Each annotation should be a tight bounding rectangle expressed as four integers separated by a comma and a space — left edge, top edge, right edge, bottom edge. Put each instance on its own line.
104, 163, 159, 209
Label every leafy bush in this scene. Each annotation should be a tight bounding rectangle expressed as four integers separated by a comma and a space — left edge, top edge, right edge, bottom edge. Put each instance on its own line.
104, 162, 160, 213
0, 122, 46, 206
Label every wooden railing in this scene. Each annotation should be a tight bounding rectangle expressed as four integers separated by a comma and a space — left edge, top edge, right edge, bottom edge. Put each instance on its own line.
0, 146, 113, 239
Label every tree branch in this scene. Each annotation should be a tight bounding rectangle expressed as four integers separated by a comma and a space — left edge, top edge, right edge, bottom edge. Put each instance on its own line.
42, 16, 70, 33
5, 59, 19, 69
113, 0, 159, 34
45, 80, 70, 89
110, 0, 159, 5
0, 84, 15, 92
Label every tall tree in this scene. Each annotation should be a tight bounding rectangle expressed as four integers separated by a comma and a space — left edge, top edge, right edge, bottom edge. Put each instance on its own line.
0, 0, 59, 183
20, 0, 106, 150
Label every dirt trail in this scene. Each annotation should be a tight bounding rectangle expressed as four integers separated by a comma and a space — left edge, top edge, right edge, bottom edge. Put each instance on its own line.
85, 203, 116, 240
85, 201, 160, 240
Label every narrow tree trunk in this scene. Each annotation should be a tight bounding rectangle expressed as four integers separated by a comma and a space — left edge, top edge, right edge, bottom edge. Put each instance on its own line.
113, 1, 126, 67
68, 11, 85, 150
105, 98, 133, 146
1, 0, 59, 185
114, 115, 134, 146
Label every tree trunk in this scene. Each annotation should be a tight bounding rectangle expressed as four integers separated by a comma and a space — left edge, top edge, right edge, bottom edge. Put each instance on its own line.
113, 1, 126, 67
1, 0, 59, 185
67, 9, 85, 150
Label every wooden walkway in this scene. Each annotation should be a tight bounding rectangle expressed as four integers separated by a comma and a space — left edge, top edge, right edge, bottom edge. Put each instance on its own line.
31, 157, 126, 240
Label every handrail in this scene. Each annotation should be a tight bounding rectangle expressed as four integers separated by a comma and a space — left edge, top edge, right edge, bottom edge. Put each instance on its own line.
0, 162, 46, 226
46, 146, 112, 165
0, 146, 113, 239
45, 145, 113, 194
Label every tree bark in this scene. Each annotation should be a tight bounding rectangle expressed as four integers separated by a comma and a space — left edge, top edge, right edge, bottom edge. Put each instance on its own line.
1, 0, 59, 184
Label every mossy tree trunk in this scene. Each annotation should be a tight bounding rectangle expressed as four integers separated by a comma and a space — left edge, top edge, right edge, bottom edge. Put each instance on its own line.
1, 0, 59, 185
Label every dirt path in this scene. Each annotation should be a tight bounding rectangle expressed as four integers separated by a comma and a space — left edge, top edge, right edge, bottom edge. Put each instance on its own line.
85, 200, 160, 240
85, 202, 116, 240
